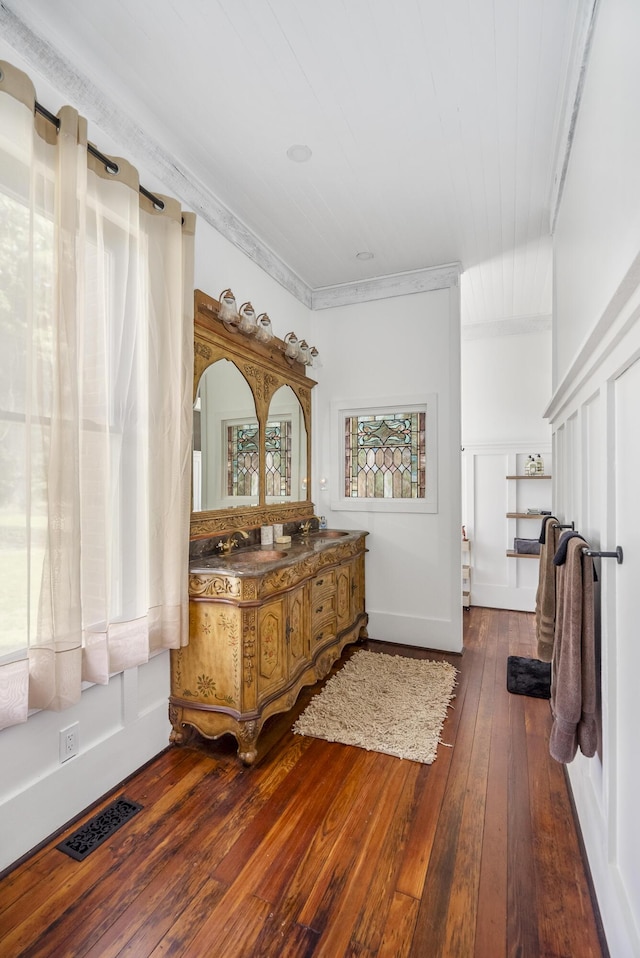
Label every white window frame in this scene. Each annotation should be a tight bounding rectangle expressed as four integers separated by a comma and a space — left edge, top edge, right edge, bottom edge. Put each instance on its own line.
330, 394, 438, 514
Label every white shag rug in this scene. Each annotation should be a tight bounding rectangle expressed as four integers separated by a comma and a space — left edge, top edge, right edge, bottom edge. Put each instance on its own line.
293, 649, 458, 764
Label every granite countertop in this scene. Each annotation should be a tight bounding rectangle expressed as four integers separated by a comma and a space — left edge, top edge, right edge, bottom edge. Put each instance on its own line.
189, 529, 366, 577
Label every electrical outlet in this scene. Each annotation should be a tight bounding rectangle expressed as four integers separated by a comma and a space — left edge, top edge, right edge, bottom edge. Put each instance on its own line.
59, 723, 79, 763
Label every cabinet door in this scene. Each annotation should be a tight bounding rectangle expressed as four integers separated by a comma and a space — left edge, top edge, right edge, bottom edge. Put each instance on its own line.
287, 582, 309, 676
256, 596, 288, 701
174, 603, 243, 709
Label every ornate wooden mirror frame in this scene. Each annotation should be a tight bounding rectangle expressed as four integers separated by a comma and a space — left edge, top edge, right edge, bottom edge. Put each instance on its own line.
191, 288, 316, 539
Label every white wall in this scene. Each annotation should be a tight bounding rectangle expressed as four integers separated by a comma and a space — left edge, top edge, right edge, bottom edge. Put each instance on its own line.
311, 285, 462, 653
550, 1, 640, 954
462, 327, 552, 444
461, 326, 552, 611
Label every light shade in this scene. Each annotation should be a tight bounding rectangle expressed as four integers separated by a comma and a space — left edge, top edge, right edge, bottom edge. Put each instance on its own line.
284, 332, 299, 360
255, 313, 273, 342
219, 288, 239, 326
238, 302, 257, 333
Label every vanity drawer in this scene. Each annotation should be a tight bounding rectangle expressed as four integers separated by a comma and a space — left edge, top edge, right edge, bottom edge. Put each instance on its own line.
312, 570, 335, 601
312, 613, 337, 646
312, 593, 336, 623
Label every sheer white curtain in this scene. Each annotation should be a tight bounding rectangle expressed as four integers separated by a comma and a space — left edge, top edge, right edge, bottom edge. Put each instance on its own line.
0, 60, 194, 730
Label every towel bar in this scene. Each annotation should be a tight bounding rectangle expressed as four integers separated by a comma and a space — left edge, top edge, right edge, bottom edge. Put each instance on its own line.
581, 546, 623, 564
553, 522, 575, 530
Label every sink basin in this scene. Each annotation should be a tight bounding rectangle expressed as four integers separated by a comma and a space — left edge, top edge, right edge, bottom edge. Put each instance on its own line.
228, 549, 288, 563
309, 530, 348, 539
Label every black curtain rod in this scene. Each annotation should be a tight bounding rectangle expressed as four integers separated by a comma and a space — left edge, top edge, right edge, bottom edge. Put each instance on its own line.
34, 100, 166, 212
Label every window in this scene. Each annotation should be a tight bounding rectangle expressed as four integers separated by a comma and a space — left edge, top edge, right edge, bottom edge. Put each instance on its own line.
265, 419, 292, 498
0, 64, 194, 730
332, 396, 438, 513
227, 422, 260, 497
344, 412, 425, 499
226, 418, 292, 498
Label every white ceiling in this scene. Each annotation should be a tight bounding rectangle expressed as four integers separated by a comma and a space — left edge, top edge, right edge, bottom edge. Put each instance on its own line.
2, 0, 595, 325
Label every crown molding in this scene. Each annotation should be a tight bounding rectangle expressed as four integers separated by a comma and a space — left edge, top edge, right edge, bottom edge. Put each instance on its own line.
311, 263, 461, 310
462, 315, 551, 340
548, 0, 600, 234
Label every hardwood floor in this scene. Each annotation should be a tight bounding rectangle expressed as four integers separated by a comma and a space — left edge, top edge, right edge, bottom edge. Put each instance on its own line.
0, 607, 607, 957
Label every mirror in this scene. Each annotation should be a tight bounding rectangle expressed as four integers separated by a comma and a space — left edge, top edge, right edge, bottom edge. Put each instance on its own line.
193, 358, 259, 512
191, 288, 316, 539
265, 385, 308, 503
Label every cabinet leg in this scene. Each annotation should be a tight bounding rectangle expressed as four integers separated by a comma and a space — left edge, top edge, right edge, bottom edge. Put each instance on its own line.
236, 720, 259, 766
168, 704, 193, 746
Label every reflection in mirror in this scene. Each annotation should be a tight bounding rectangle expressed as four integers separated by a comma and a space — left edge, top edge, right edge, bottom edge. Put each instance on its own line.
265, 385, 308, 503
193, 358, 258, 512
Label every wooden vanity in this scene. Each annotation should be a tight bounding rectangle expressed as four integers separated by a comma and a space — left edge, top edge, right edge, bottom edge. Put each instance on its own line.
170, 530, 368, 763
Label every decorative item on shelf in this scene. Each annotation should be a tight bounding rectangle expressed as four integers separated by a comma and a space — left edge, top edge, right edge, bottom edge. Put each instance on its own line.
525, 455, 537, 476
535, 453, 544, 474
238, 302, 257, 334
284, 331, 299, 361
218, 288, 240, 328
255, 312, 273, 343
514, 537, 541, 555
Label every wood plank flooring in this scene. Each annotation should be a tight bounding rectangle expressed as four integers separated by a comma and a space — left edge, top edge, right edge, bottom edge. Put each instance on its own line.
0, 607, 608, 957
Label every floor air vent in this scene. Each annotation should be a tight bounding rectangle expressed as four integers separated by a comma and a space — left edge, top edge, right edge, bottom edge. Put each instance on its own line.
56, 796, 143, 861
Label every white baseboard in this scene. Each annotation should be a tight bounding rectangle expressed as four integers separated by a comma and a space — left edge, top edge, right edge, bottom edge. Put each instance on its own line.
469, 584, 536, 613
367, 610, 463, 654
0, 701, 170, 873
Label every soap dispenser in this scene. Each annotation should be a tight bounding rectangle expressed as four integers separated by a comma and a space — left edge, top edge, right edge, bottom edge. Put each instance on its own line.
535, 453, 544, 475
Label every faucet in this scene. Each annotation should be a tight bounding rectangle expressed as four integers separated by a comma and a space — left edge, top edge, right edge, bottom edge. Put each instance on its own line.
217, 530, 249, 555
299, 516, 322, 537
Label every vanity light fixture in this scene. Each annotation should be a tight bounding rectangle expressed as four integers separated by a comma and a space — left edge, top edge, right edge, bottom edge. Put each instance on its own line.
216, 288, 319, 371
255, 312, 273, 343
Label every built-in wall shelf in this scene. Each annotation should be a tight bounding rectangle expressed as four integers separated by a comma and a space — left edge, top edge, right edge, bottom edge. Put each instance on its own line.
506, 512, 546, 519
506, 469, 550, 562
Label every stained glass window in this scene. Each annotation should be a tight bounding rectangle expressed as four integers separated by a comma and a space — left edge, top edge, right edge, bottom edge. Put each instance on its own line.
227, 419, 292, 497
265, 419, 292, 498
344, 412, 426, 499
227, 423, 259, 497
